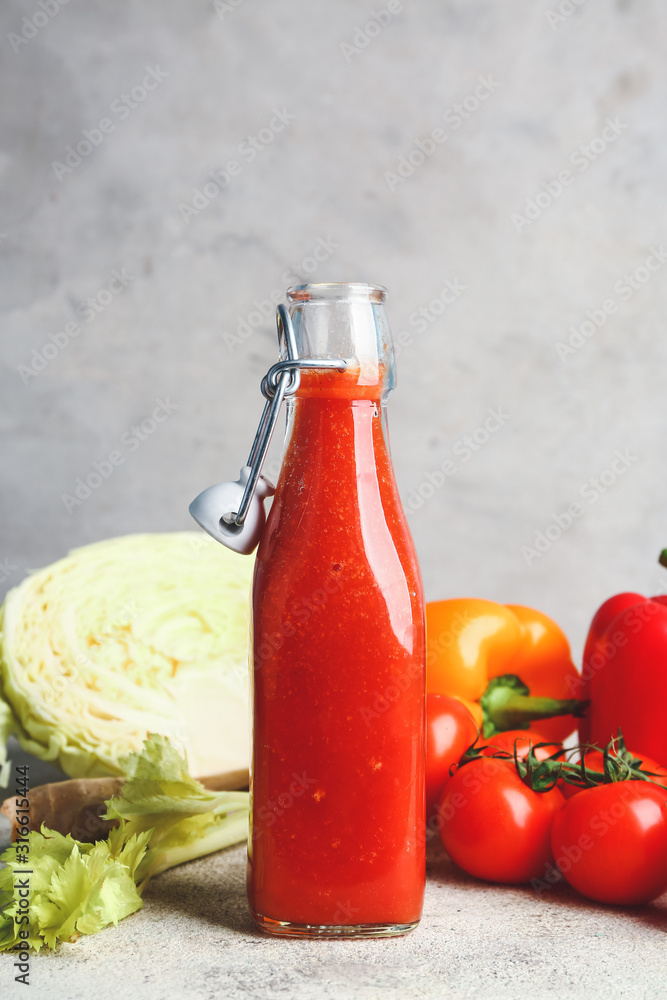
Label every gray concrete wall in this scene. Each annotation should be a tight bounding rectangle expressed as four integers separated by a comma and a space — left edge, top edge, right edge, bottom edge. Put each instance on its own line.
2, 0, 667, 661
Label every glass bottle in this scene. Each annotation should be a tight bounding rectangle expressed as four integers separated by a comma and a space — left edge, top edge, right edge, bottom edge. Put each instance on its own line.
247, 283, 425, 938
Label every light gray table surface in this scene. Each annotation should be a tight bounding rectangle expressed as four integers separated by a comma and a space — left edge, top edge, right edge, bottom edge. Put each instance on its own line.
2, 831, 666, 1000
2, 738, 666, 1000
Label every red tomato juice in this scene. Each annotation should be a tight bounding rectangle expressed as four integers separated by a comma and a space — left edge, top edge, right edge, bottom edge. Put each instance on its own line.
247, 366, 425, 933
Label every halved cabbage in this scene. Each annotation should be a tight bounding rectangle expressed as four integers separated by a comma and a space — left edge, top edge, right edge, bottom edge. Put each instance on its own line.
0, 533, 254, 783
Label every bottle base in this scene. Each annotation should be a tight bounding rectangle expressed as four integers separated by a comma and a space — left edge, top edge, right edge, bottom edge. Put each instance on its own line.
250, 910, 420, 939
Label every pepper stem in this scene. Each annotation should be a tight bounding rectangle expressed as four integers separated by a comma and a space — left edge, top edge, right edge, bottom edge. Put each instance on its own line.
481, 674, 588, 738
659, 549, 667, 569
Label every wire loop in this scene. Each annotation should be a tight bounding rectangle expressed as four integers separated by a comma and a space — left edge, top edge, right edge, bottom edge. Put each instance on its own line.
232, 305, 347, 525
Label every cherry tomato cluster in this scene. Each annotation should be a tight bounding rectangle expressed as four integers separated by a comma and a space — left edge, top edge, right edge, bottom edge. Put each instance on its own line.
426, 695, 667, 905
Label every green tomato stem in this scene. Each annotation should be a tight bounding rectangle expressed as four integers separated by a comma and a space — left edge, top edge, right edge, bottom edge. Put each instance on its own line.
481, 674, 588, 738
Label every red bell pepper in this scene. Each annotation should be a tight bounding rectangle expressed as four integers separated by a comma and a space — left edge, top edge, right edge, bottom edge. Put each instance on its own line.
578, 556, 667, 766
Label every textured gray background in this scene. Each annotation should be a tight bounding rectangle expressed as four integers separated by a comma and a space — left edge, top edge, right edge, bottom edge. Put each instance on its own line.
2, 2, 667, 996
3, 0, 667, 663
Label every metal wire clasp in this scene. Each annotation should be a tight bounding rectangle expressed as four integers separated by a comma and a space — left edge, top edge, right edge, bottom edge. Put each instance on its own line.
234, 305, 346, 526
188, 304, 346, 554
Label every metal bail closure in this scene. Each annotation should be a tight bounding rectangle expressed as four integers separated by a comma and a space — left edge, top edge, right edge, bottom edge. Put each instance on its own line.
189, 303, 346, 555
189, 465, 275, 555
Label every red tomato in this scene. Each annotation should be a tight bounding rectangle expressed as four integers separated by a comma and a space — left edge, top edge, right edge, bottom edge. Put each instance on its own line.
479, 729, 561, 762
551, 782, 667, 904
437, 758, 564, 883
425, 694, 478, 816
560, 750, 667, 799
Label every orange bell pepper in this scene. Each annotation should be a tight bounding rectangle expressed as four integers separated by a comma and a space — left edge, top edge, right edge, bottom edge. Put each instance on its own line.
426, 599, 585, 742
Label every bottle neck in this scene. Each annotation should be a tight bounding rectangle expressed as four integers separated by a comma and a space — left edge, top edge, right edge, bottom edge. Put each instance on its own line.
283, 367, 391, 478
280, 378, 392, 504
287, 286, 395, 402
292, 365, 386, 403
267, 382, 404, 577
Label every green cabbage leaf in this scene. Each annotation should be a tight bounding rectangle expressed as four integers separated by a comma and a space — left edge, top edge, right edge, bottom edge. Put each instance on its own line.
0, 735, 249, 951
